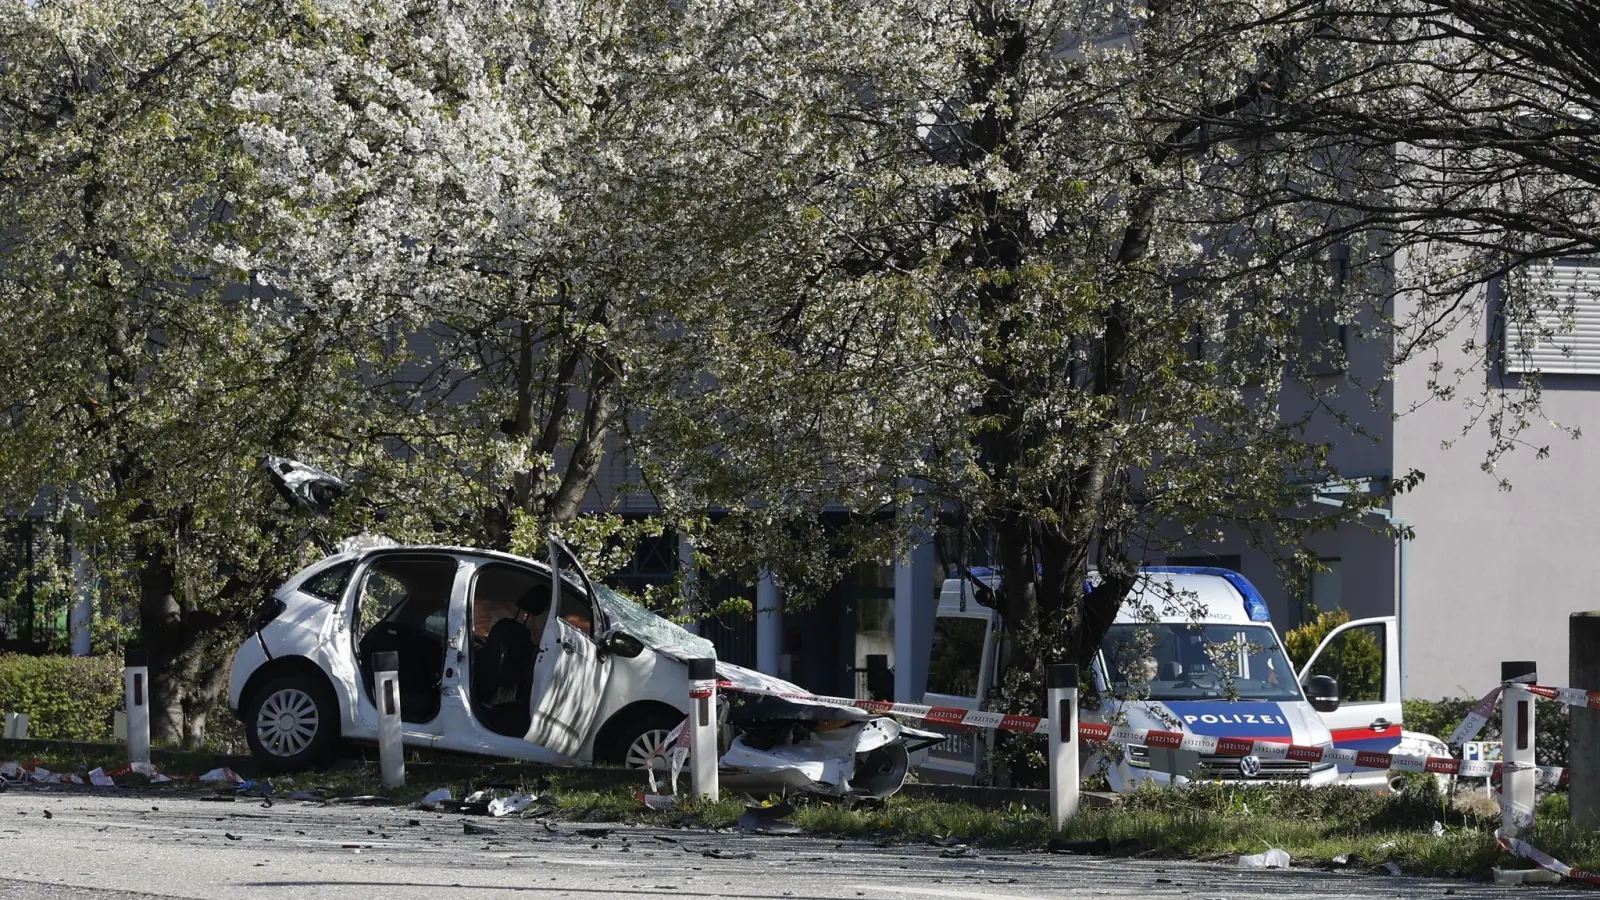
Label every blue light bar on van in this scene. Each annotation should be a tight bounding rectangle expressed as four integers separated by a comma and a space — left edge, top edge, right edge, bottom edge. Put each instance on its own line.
962, 564, 1274, 623
1140, 566, 1273, 622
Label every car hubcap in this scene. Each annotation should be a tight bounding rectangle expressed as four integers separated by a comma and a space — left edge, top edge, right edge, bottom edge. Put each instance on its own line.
624, 729, 673, 770
257, 688, 319, 758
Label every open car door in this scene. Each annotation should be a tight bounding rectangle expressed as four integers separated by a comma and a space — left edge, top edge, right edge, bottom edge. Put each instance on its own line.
1297, 615, 1401, 785
524, 541, 610, 758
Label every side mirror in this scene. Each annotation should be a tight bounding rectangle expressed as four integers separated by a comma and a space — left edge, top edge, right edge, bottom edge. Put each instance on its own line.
602, 629, 645, 659
1306, 674, 1341, 713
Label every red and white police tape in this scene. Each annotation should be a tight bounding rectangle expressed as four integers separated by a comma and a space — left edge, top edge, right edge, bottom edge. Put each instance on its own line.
708, 678, 1570, 783
705, 675, 1600, 883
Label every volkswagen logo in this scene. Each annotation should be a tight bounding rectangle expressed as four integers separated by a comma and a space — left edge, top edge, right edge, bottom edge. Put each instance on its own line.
1239, 755, 1263, 778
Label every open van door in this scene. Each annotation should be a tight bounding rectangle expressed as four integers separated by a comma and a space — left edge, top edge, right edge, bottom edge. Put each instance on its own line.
1297, 615, 1402, 787
525, 543, 611, 759
915, 578, 1001, 782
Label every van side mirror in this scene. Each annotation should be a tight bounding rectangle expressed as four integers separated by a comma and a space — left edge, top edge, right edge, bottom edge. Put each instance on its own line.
602, 629, 645, 659
1306, 674, 1341, 713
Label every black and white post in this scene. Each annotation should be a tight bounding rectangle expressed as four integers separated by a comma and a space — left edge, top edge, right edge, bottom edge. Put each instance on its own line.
1501, 660, 1537, 834
1047, 663, 1080, 829
374, 650, 405, 789
688, 658, 719, 802
124, 647, 150, 764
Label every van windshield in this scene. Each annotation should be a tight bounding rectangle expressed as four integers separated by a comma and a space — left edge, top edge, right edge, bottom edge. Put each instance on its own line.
1100, 623, 1303, 702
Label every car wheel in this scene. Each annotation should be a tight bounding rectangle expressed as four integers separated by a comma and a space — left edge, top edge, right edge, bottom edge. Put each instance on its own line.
245, 673, 339, 772
602, 710, 685, 769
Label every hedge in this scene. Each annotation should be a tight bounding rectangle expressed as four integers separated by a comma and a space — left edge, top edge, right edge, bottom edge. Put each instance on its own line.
1404, 695, 1569, 769
0, 654, 123, 742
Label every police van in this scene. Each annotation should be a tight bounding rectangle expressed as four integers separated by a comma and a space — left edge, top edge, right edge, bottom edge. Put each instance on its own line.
919, 566, 1438, 791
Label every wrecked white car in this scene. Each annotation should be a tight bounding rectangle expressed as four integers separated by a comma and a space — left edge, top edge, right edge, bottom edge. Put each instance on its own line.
227, 542, 941, 797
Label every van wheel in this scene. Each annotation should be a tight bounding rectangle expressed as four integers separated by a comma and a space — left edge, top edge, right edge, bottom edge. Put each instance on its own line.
244, 673, 339, 772
600, 710, 686, 769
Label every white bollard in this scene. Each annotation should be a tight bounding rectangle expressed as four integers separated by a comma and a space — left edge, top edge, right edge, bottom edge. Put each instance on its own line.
1501, 660, 1537, 835
1047, 663, 1080, 830
688, 658, 719, 802
125, 647, 151, 764
373, 651, 405, 789
3, 712, 28, 740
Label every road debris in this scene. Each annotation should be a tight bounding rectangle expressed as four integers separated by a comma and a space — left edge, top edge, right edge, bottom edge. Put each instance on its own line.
463, 822, 498, 836
638, 793, 678, 811
488, 794, 550, 817
1237, 849, 1292, 869
1047, 838, 1110, 855
326, 795, 391, 806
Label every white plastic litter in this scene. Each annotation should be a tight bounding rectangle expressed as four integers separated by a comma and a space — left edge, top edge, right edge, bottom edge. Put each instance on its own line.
1493, 867, 1562, 885
88, 767, 115, 787
420, 788, 452, 804
1237, 849, 1291, 869
464, 790, 491, 805
1431, 820, 1446, 837
198, 767, 242, 783
1381, 861, 1403, 876
488, 794, 534, 817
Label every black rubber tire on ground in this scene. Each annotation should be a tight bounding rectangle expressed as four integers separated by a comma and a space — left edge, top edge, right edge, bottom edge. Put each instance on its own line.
598, 709, 687, 768
243, 672, 341, 773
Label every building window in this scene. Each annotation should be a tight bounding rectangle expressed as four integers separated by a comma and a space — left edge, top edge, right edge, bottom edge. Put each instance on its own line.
1504, 258, 1600, 374
1299, 247, 1349, 376
1308, 557, 1342, 613
1165, 554, 1242, 572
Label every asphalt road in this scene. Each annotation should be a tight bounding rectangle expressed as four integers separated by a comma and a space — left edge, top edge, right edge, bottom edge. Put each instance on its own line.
0, 787, 1583, 900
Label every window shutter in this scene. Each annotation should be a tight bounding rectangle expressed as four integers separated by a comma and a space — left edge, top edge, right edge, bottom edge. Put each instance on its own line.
1506, 259, 1600, 374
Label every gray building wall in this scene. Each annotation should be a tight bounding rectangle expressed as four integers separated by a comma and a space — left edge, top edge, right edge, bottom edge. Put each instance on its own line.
1392, 277, 1600, 699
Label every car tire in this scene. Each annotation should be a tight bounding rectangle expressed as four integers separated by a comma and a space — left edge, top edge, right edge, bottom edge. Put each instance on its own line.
244, 672, 340, 773
599, 709, 686, 769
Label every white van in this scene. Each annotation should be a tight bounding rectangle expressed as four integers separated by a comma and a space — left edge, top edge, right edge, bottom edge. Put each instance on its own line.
919, 566, 1429, 791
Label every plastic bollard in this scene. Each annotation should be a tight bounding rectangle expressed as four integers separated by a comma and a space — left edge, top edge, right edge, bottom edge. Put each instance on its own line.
3, 712, 28, 740
125, 647, 151, 764
1502, 660, 1537, 835
688, 658, 719, 802
1047, 663, 1080, 830
374, 651, 405, 790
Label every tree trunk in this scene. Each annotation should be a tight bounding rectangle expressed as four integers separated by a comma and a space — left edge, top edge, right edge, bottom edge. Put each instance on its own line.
135, 532, 228, 747
135, 539, 187, 745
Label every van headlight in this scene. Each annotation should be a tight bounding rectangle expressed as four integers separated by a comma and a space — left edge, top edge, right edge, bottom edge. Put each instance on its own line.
1127, 744, 1149, 768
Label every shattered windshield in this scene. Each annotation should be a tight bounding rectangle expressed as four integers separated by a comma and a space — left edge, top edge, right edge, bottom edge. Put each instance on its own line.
591, 581, 715, 661
1100, 623, 1302, 702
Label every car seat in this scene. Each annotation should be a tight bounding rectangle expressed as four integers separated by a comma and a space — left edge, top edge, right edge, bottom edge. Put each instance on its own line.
475, 617, 536, 736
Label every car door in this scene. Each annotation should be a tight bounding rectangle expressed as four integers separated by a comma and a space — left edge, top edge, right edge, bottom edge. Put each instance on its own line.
916, 608, 998, 781
1297, 615, 1401, 780
524, 547, 611, 758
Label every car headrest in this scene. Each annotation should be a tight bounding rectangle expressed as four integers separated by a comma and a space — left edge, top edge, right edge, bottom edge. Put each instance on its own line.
1159, 660, 1183, 681
516, 587, 552, 616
